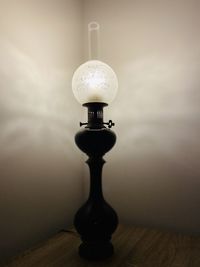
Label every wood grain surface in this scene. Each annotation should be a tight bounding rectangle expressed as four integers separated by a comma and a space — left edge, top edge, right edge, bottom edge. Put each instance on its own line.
5, 225, 200, 267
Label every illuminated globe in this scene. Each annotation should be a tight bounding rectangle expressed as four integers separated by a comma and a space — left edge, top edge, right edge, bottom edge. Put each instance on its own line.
72, 60, 118, 104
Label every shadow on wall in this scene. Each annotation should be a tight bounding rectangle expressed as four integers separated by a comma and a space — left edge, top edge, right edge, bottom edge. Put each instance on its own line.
105, 54, 200, 235
0, 39, 82, 264
0, 0, 83, 264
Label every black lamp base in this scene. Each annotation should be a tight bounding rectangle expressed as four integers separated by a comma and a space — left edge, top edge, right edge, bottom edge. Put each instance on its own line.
79, 241, 113, 260
74, 103, 118, 261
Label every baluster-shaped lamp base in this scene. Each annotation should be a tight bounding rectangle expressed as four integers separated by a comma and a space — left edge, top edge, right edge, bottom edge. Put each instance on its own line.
73, 103, 118, 260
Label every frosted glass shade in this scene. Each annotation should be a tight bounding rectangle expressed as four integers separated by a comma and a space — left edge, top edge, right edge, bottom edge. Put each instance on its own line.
72, 60, 118, 104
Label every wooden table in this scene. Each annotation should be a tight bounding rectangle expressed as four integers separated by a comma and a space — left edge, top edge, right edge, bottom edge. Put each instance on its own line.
5, 225, 200, 267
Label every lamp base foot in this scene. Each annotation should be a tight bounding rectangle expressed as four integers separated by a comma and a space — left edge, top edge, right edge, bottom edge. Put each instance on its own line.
78, 241, 114, 260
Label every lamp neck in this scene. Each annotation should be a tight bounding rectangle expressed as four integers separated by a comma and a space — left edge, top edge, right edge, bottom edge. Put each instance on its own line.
83, 102, 108, 129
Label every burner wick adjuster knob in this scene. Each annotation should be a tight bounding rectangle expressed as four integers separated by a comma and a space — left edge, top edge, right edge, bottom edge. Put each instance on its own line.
104, 120, 115, 128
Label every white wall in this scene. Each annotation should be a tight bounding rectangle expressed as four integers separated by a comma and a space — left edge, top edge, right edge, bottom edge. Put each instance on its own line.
0, 0, 83, 264
83, 0, 200, 234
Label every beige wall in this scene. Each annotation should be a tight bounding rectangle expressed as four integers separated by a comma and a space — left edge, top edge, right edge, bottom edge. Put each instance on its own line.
0, 0, 83, 264
83, 0, 200, 234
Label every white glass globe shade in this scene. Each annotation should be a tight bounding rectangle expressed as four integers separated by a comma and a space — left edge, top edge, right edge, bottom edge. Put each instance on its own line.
72, 60, 118, 104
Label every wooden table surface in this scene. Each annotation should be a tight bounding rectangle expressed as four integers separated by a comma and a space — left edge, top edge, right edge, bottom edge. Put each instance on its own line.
5, 225, 200, 267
